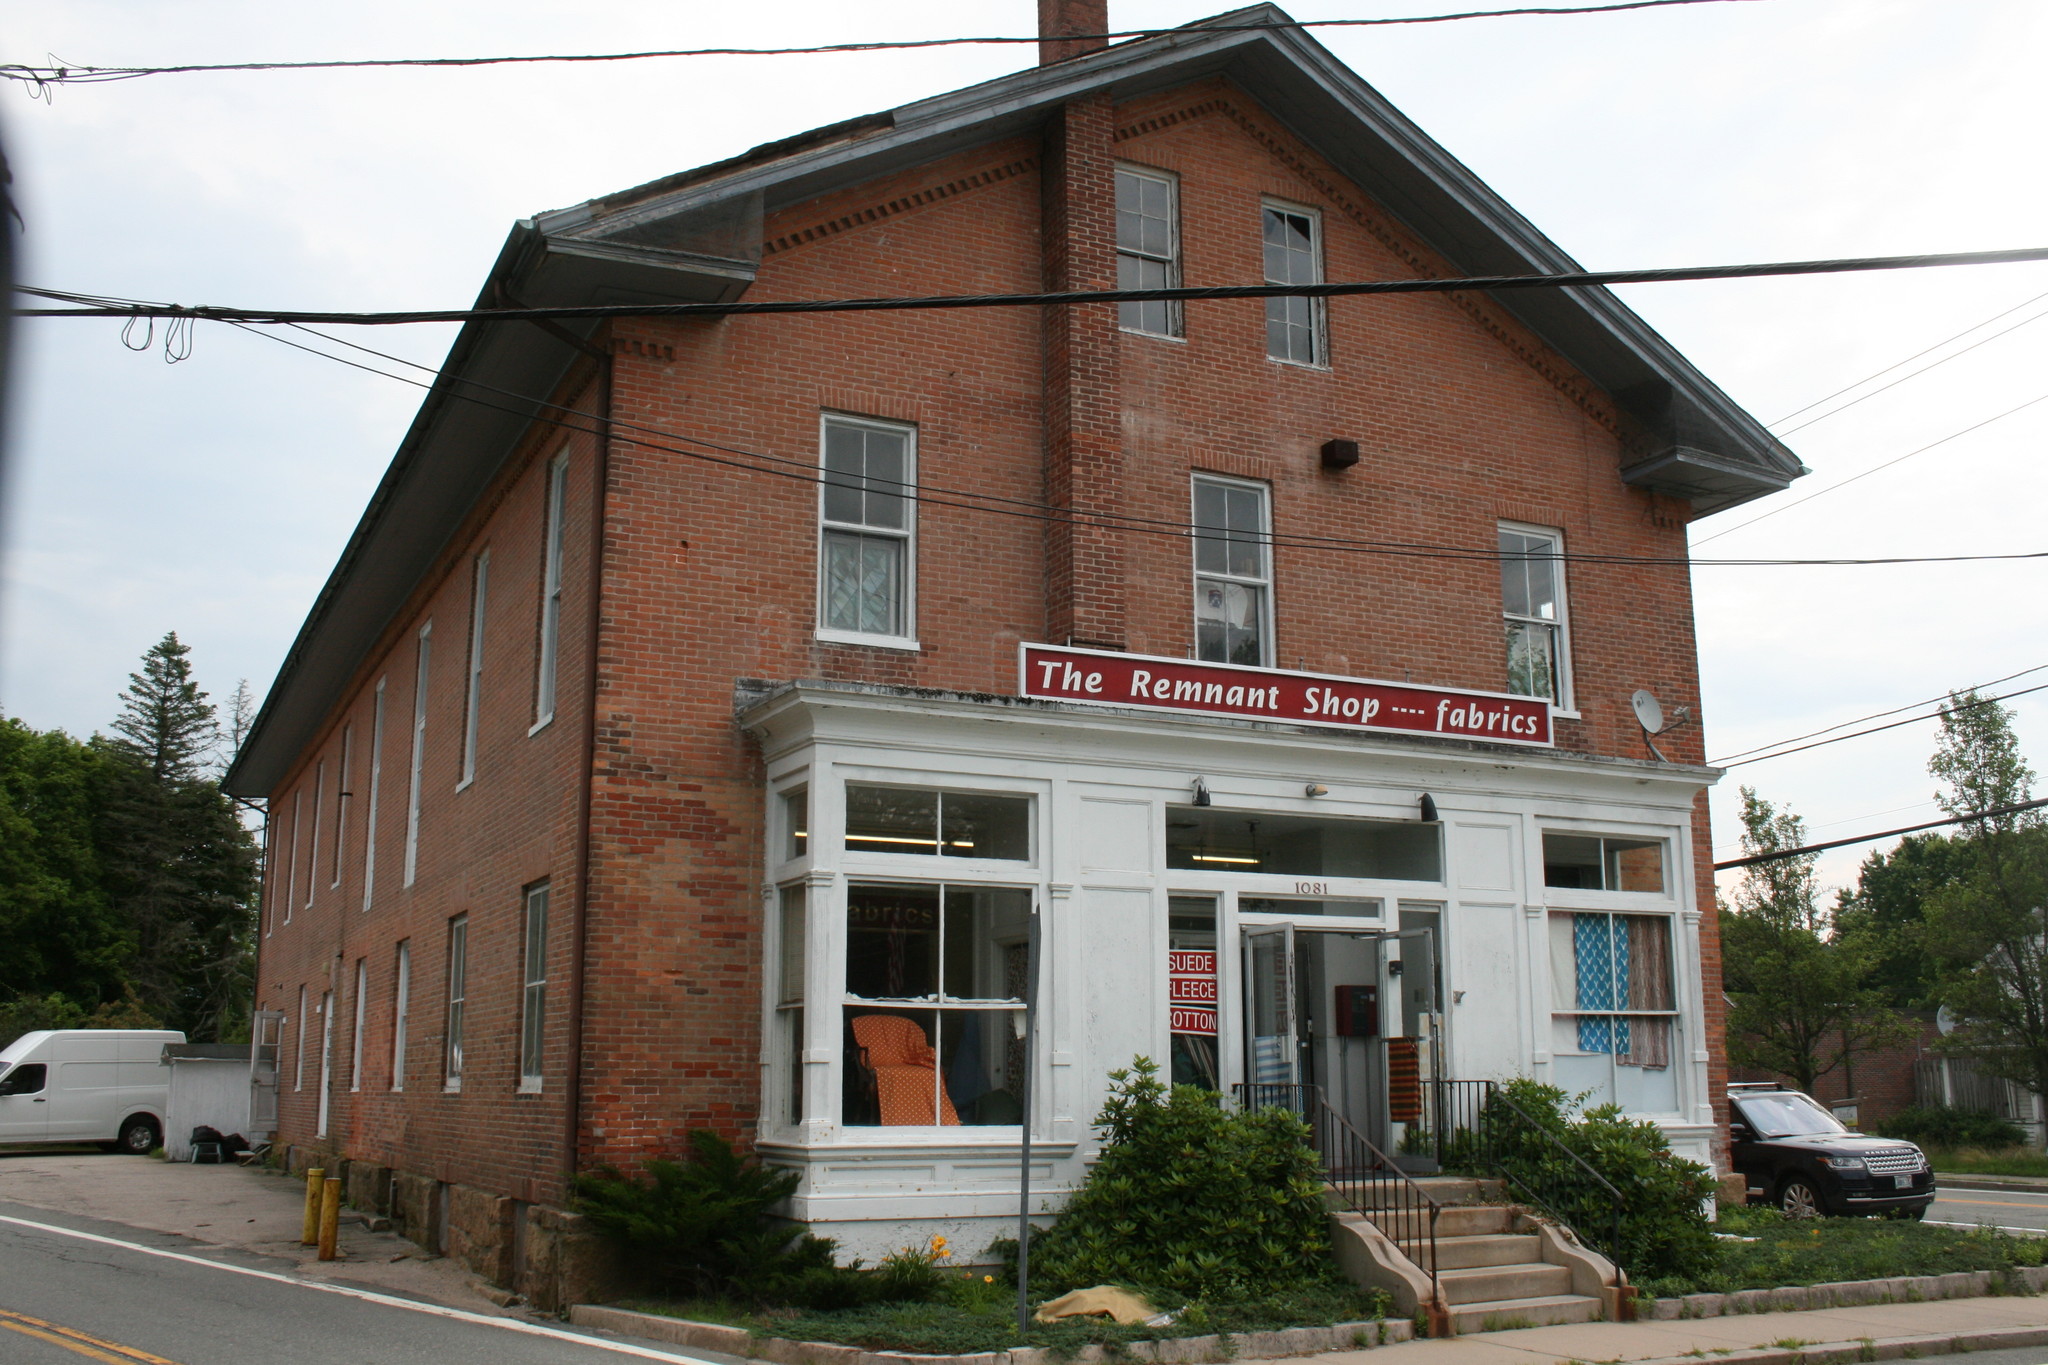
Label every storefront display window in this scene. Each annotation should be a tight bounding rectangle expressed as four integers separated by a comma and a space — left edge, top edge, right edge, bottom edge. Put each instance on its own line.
845, 785, 1030, 860
1549, 910, 1677, 1111
842, 883, 1030, 1126
1167, 807, 1440, 880
1168, 896, 1219, 1089
778, 885, 807, 1124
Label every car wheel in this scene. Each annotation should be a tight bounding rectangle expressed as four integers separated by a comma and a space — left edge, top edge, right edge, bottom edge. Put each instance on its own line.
116, 1115, 158, 1155
1778, 1177, 1825, 1219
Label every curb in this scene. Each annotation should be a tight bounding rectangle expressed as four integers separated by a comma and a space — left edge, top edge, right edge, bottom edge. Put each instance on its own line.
1617, 1324, 2048, 1365
1933, 1174, 2048, 1194
1645, 1265, 2048, 1320
567, 1306, 1409, 1364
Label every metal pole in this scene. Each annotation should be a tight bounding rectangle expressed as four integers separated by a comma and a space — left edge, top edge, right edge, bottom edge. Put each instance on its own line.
1015, 906, 1042, 1340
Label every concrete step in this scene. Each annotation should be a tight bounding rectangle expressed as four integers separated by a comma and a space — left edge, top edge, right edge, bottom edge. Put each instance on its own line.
1436, 1262, 1574, 1305
1446, 1293, 1603, 1334
1397, 1232, 1541, 1270
1431, 1204, 1516, 1238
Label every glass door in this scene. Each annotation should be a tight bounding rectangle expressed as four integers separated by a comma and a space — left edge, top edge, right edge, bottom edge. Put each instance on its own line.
1377, 920, 1442, 1164
1242, 924, 1296, 1095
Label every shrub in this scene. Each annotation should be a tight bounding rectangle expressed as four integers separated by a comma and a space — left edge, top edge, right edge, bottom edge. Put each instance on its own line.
574, 1129, 850, 1305
1451, 1078, 1717, 1284
1027, 1057, 1331, 1299
1873, 1104, 2027, 1149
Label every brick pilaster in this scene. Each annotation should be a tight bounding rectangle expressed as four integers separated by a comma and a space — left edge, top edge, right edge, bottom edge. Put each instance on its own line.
1041, 92, 1125, 650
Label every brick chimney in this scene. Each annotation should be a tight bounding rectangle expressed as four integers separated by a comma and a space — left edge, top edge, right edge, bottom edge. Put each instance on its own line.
1039, 0, 1109, 66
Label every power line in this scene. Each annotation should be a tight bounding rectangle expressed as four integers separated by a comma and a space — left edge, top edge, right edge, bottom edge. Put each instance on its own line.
22, 245, 2048, 326
1716, 682, 2048, 770
1768, 285, 2048, 428
1773, 300, 2048, 438
0, 1, 1757, 89
1691, 386, 2048, 546
1709, 662, 2048, 764
1712, 797, 2048, 871
227, 318, 2048, 573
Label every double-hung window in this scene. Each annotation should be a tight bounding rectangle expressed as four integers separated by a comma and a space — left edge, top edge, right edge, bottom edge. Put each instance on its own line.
443, 915, 467, 1092
1262, 203, 1324, 366
818, 415, 915, 644
533, 453, 569, 731
1192, 475, 1272, 666
403, 624, 431, 888
1116, 166, 1181, 338
390, 939, 410, 1092
460, 549, 489, 788
519, 882, 548, 1092
1499, 523, 1569, 705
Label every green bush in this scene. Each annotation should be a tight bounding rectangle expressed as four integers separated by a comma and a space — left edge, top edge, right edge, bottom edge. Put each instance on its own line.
1872, 1104, 2027, 1149
1448, 1078, 1717, 1284
575, 1129, 856, 1306
1636, 1208, 2048, 1299
1027, 1057, 1332, 1299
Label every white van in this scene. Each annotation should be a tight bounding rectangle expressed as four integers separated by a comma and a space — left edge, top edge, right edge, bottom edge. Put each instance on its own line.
0, 1029, 186, 1154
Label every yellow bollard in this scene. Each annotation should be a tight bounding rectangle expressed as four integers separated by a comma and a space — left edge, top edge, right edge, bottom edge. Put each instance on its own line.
317, 1177, 341, 1261
302, 1168, 325, 1246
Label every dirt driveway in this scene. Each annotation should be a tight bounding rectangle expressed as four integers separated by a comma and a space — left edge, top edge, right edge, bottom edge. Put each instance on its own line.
0, 1147, 522, 1314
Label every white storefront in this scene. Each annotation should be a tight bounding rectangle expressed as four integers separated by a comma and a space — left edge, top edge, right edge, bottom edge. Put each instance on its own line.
743, 665, 1716, 1261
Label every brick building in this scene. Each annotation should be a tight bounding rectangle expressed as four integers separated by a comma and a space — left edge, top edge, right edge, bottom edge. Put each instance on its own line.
224, 1, 1804, 1303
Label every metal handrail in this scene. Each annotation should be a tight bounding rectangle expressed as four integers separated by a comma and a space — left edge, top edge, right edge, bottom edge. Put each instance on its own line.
1235, 1082, 1448, 1334
1434, 1079, 1629, 1298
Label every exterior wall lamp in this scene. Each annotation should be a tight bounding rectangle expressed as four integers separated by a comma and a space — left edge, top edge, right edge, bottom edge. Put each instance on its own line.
1192, 777, 1212, 807
1418, 793, 1439, 822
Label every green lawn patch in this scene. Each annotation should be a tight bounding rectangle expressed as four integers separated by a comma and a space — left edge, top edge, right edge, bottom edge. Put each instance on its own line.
1924, 1146, 2048, 1179
1635, 1205, 2048, 1299
625, 1280, 1388, 1356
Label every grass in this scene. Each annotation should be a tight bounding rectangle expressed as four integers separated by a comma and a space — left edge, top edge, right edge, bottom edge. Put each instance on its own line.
624, 1279, 1389, 1356
1922, 1146, 2048, 1179
1634, 1204, 2048, 1300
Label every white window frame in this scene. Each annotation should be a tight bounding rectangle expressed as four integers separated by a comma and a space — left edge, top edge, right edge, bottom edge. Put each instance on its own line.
349, 958, 367, 1092
815, 413, 919, 650
444, 915, 467, 1092
390, 940, 410, 1092
1115, 164, 1183, 340
285, 790, 302, 925
331, 726, 351, 889
532, 452, 569, 733
1190, 473, 1275, 668
404, 624, 431, 888
1499, 520, 1573, 710
1261, 199, 1326, 368
262, 817, 277, 937
307, 760, 324, 910
459, 549, 490, 790
519, 881, 549, 1093
362, 678, 385, 911
293, 985, 307, 1091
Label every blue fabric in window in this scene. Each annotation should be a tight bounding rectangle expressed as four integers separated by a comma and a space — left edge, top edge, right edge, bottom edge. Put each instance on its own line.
1574, 914, 1631, 1055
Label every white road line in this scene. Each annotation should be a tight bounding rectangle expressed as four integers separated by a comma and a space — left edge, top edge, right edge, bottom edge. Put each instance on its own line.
0, 1213, 723, 1365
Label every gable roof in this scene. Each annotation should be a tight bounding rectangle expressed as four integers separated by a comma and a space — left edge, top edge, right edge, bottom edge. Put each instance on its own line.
225, 4, 1802, 797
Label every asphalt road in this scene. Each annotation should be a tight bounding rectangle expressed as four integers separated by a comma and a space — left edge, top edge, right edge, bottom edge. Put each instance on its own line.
0, 1202, 737, 1365
1928, 1184, 2048, 1235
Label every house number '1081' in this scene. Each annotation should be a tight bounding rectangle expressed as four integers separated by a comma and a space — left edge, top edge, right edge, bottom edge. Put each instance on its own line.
1294, 881, 1328, 895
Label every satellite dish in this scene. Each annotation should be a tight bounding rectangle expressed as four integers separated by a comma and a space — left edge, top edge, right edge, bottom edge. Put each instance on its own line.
1631, 689, 1667, 735
1937, 1005, 1957, 1036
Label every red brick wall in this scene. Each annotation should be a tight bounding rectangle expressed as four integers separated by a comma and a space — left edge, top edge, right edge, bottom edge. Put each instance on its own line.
258, 69, 1725, 1193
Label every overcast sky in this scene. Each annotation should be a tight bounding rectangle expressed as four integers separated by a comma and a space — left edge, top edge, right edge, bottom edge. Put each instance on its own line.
3, 0, 2044, 902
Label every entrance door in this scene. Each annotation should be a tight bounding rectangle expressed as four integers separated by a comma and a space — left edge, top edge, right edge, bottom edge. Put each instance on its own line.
0, 1062, 50, 1143
1377, 922, 1442, 1152
1241, 924, 1297, 1092
249, 1009, 283, 1136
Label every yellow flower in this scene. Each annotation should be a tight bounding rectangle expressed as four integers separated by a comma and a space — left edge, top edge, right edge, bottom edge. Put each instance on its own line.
984, 1275, 995, 1284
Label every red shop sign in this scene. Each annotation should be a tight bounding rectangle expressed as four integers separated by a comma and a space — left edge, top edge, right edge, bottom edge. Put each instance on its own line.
1019, 644, 1551, 747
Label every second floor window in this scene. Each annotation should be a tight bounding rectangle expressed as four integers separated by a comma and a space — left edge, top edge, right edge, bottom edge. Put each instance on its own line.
819, 415, 915, 643
1500, 523, 1569, 705
1192, 476, 1272, 666
1116, 167, 1181, 338
1262, 203, 1323, 366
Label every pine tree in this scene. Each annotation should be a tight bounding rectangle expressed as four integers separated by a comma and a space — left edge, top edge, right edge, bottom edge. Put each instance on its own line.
94, 634, 258, 1040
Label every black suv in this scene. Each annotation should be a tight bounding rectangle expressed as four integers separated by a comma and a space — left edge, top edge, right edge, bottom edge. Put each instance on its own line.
1728, 1084, 1936, 1219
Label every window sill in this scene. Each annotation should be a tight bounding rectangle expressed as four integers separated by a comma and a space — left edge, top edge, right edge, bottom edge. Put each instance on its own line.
443, 1081, 462, 1094
1266, 354, 1331, 373
1119, 327, 1187, 344
527, 713, 555, 738
517, 1079, 542, 1095
1549, 707, 1582, 720
814, 628, 921, 652
758, 1133, 1079, 1158
455, 776, 475, 794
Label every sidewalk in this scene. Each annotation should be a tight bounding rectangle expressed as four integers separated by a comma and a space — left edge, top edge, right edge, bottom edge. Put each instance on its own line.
1938, 1170, 2048, 1194
1301, 1295, 2048, 1365
0, 1149, 519, 1315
